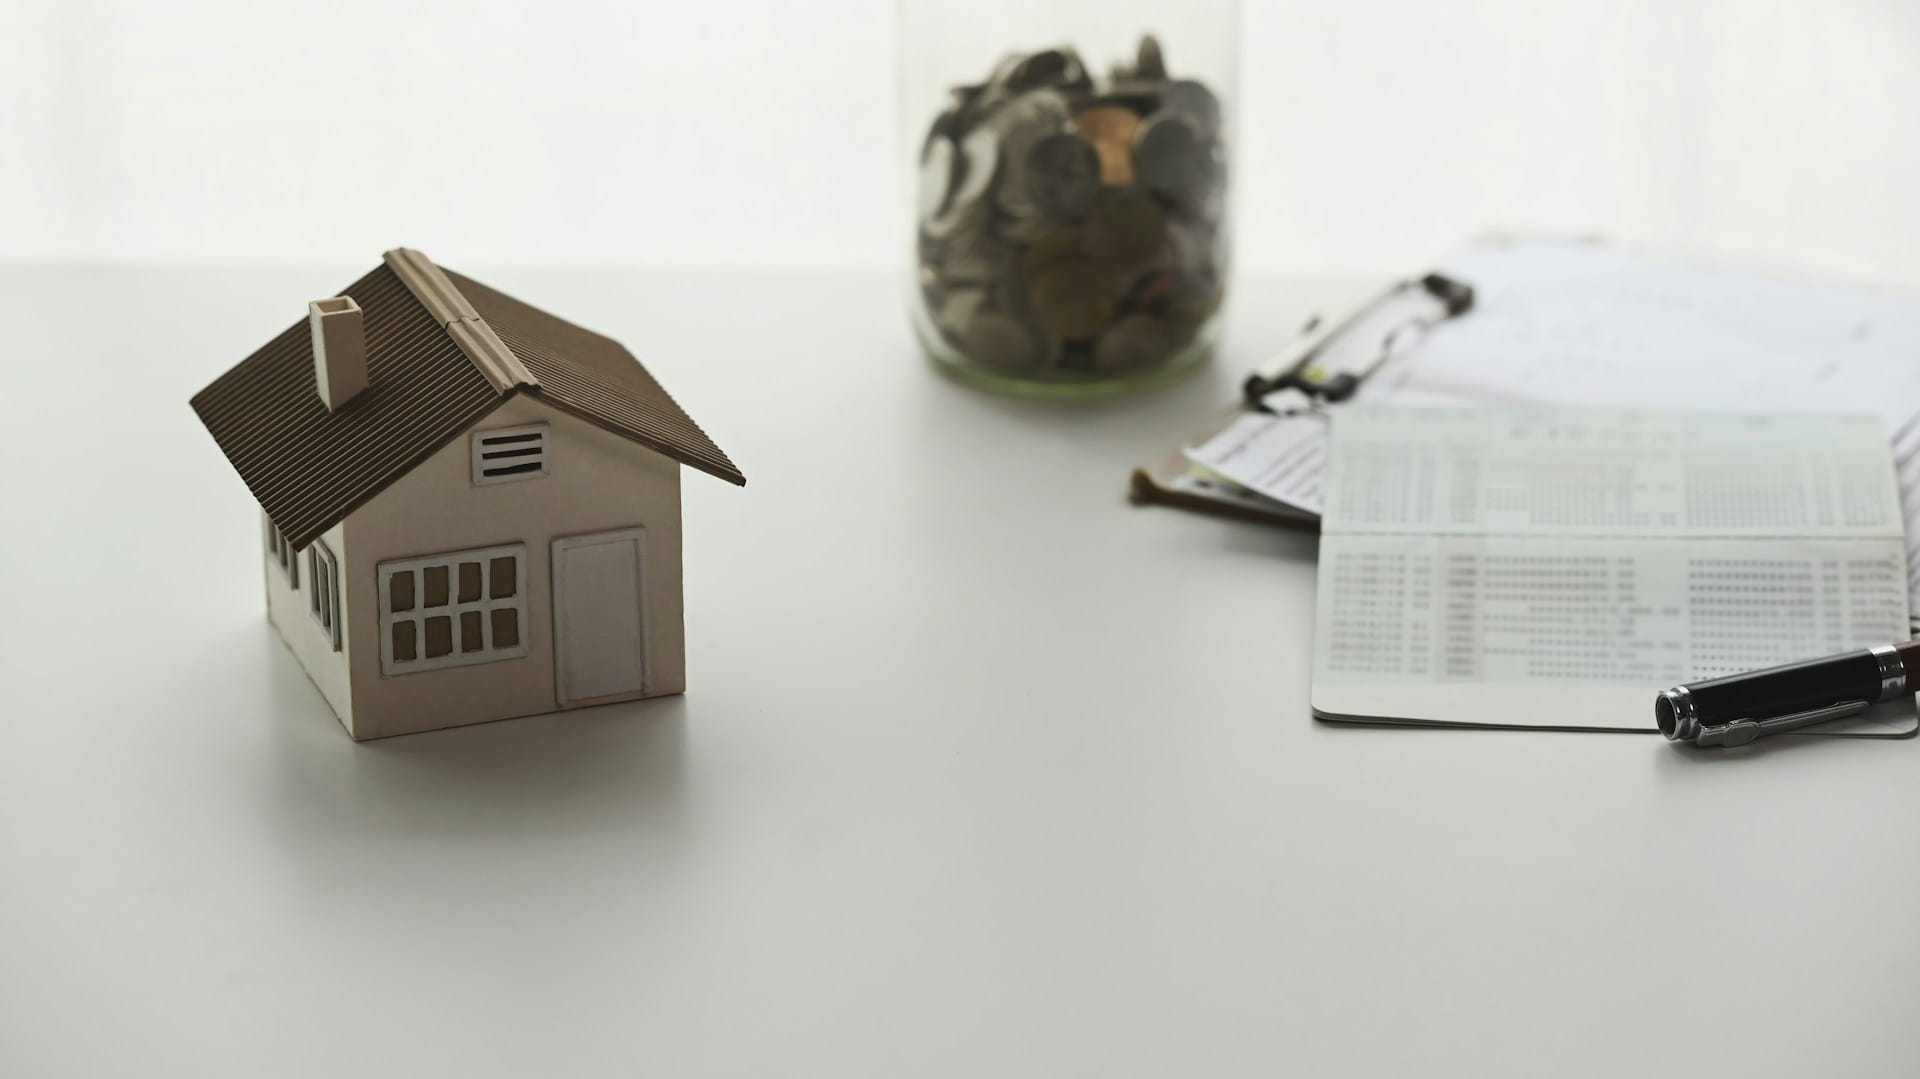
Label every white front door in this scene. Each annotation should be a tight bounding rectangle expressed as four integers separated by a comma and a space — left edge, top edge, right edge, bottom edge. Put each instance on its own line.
551, 528, 649, 706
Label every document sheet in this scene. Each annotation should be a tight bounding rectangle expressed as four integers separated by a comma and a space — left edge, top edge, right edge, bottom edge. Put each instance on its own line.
1311, 409, 1918, 734
1186, 240, 1920, 619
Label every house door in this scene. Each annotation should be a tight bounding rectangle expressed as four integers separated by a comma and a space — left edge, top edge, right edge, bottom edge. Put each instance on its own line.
551, 528, 649, 706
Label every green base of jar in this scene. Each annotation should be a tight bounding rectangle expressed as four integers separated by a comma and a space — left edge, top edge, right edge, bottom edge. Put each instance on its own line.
914, 319, 1217, 399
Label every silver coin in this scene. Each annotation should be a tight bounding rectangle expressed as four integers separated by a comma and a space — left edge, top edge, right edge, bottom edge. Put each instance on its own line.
1133, 113, 1220, 217
917, 135, 956, 224
985, 51, 1027, 90
940, 220, 1017, 284
1003, 48, 1091, 95
1162, 79, 1221, 135
1156, 221, 1225, 303
1025, 132, 1100, 221
964, 309, 1045, 373
1093, 314, 1180, 375
935, 286, 989, 337
924, 126, 999, 239
987, 89, 1070, 232
1135, 34, 1167, 81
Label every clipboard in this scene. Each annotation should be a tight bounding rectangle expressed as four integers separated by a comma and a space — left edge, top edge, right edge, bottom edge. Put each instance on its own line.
1128, 272, 1476, 525
1134, 234, 1920, 639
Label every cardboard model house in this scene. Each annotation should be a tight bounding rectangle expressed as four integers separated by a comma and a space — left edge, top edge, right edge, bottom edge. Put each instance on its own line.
191, 248, 744, 740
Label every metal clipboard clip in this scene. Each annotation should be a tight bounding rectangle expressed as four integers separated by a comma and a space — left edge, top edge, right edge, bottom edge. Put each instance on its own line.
1242, 272, 1476, 414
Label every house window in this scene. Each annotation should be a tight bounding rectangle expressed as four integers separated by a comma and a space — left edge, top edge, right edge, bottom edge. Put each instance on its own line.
265, 517, 298, 588
472, 423, 549, 485
378, 543, 528, 675
308, 540, 341, 651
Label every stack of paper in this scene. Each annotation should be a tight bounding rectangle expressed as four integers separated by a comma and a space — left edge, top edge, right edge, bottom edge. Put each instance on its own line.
1310, 408, 1917, 735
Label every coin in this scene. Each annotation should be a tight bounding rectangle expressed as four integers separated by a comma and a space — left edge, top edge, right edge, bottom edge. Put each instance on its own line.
1134, 34, 1167, 81
1005, 47, 1091, 95
964, 309, 1045, 373
924, 126, 999, 239
1072, 105, 1143, 186
1162, 79, 1221, 134
1025, 132, 1100, 220
1100, 83, 1169, 119
940, 222, 1018, 284
1094, 313, 1182, 374
988, 90, 1070, 233
1025, 250, 1118, 340
1160, 221, 1224, 289
917, 135, 956, 223
951, 126, 1000, 207
936, 286, 988, 336
1082, 187, 1165, 273
1124, 267, 1179, 312
1133, 113, 1219, 217
1022, 225, 1087, 276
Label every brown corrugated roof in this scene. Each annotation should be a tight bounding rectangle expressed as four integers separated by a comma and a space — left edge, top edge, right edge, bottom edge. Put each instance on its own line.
190, 249, 743, 551
444, 268, 744, 487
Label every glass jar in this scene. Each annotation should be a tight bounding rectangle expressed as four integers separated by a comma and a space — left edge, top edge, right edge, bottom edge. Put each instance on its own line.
899, 1, 1239, 396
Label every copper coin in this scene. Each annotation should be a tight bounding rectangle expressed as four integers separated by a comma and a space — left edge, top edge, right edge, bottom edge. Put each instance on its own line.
1026, 254, 1119, 341
1082, 187, 1165, 273
1021, 226, 1089, 278
1072, 105, 1144, 187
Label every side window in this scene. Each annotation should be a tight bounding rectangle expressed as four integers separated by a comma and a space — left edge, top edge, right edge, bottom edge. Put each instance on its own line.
377, 544, 528, 675
471, 424, 549, 485
265, 515, 298, 589
308, 541, 341, 651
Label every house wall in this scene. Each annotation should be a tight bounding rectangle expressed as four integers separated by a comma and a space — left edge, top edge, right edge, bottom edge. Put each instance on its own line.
340, 394, 685, 740
263, 515, 354, 736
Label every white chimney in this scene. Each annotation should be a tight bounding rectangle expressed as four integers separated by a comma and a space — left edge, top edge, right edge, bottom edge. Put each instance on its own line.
309, 296, 367, 411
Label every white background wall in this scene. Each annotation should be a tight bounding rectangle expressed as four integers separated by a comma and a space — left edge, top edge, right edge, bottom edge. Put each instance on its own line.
5, 0, 1920, 284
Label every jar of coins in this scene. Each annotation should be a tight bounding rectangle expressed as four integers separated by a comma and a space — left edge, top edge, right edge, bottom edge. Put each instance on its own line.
901, 8, 1238, 395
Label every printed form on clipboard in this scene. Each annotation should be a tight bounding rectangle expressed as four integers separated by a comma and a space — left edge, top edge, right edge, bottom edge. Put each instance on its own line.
1310, 409, 1917, 736
1181, 239, 1920, 623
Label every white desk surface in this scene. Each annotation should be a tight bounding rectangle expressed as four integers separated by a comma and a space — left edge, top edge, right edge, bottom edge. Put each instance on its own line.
4, 265, 1918, 1078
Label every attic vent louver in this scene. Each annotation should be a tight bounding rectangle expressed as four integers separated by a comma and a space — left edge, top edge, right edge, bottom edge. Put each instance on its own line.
471, 423, 549, 485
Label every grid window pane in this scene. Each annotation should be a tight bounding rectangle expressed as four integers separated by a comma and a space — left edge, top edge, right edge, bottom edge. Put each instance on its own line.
491, 608, 519, 648
458, 562, 482, 603
490, 557, 516, 598
424, 616, 452, 658
460, 611, 483, 652
393, 621, 417, 662
423, 566, 449, 608
390, 572, 415, 613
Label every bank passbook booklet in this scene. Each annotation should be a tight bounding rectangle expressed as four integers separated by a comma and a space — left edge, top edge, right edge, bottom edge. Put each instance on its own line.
1311, 409, 1919, 735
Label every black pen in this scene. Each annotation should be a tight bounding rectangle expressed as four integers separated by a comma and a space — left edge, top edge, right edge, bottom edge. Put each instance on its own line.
1656, 642, 1918, 747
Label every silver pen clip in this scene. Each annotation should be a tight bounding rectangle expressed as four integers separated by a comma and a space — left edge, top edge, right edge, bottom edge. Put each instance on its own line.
1692, 699, 1870, 747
